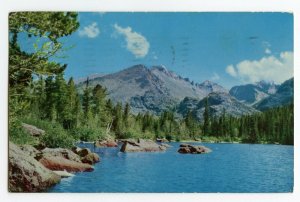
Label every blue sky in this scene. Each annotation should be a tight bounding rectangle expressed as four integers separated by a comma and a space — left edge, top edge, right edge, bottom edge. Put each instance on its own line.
21, 12, 294, 89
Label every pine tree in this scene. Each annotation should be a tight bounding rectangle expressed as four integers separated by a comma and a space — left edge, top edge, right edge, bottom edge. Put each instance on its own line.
82, 78, 93, 125
44, 76, 57, 121
55, 73, 69, 127
123, 103, 130, 127
203, 97, 210, 136
92, 84, 107, 127
66, 77, 81, 129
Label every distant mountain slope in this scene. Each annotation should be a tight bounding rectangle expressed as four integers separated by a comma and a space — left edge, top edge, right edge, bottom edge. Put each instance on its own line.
177, 92, 259, 121
229, 81, 278, 106
76, 64, 228, 115
254, 78, 294, 111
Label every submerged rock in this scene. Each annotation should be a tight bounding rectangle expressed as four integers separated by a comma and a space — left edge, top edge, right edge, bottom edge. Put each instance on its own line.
8, 142, 60, 192
178, 144, 211, 154
120, 139, 167, 152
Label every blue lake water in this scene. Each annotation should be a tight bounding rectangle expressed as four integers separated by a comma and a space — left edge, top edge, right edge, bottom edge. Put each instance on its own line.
49, 142, 293, 193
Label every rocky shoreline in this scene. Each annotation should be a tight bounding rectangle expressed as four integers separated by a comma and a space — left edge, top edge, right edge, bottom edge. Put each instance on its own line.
9, 125, 213, 192
8, 142, 100, 192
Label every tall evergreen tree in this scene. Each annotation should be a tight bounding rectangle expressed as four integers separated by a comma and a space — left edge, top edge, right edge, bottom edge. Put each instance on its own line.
92, 84, 107, 126
82, 78, 93, 125
203, 97, 210, 136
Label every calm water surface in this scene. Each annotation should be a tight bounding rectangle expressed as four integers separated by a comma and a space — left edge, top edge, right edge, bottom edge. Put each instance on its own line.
49, 142, 293, 193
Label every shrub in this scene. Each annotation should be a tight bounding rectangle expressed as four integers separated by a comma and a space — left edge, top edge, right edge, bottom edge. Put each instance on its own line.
72, 127, 105, 142
19, 117, 74, 148
165, 134, 173, 142
41, 125, 74, 148
121, 129, 140, 139
9, 120, 35, 145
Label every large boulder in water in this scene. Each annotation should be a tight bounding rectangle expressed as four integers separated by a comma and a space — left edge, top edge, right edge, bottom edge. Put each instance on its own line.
178, 144, 212, 154
81, 153, 100, 165
8, 142, 61, 192
72, 147, 100, 164
120, 139, 167, 152
94, 139, 118, 147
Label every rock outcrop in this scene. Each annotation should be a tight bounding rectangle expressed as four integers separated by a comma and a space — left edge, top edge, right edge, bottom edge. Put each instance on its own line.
21, 123, 45, 137
9, 141, 101, 192
120, 139, 167, 152
20, 145, 41, 157
41, 148, 82, 163
178, 144, 212, 154
8, 142, 60, 192
72, 147, 100, 165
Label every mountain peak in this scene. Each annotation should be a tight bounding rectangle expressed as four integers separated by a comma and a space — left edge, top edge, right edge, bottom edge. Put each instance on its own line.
197, 80, 228, 94
151, 65, 168, 72
125, 64, 147, 71
76, 64, 229, 115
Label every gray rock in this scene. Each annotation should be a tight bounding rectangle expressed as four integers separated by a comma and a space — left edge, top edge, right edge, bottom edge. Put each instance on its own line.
120, 139, 167, 152
8, 142, 60, 192
41, 148, 82, 163
20, 145, 41, 158
71, 147, 100, 164
21, 123, 45, 137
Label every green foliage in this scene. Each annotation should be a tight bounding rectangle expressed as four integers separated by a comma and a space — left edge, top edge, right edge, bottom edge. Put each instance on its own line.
207, 104, 294, 145
20, 117, 74, 148
9, 12, 79, 91
9, 121, 35, 145
41, 126, 74, 148
203, 97, 210, 135
72, 127, 105, 142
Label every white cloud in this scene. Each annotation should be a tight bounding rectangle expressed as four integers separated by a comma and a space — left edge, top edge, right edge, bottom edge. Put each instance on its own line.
226, 65, 237, 77
225, 51, 293, 83
113, 23, 150, 58
211, 72, 220, 81
79, 22, 100, 38
265, 48, 271, 54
